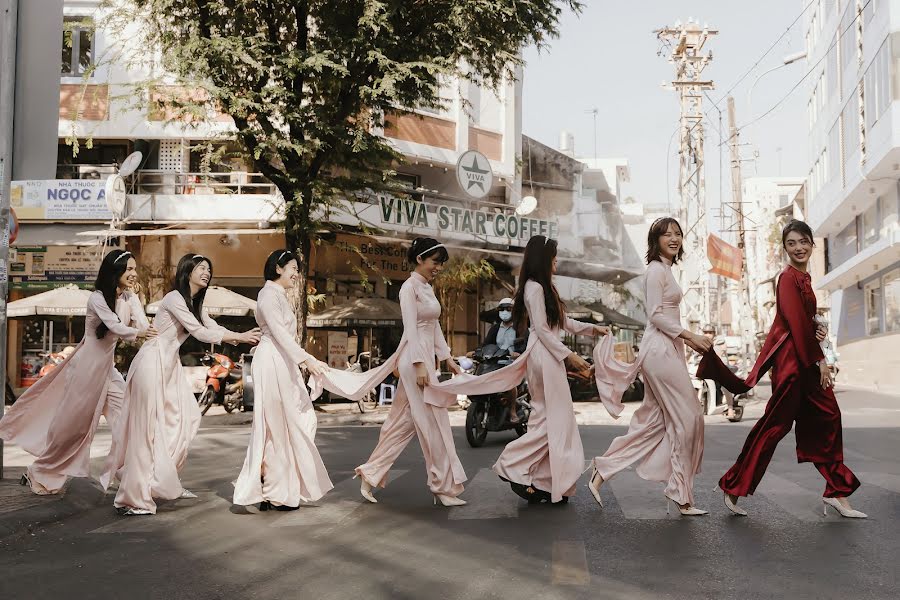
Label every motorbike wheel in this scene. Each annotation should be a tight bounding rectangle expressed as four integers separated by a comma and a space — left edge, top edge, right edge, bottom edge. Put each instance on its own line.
223, 395, 240, 413
727, 405, 744, 422
514, 423, 528, 437
198, 387, 216, 416
465, 403, 488, 447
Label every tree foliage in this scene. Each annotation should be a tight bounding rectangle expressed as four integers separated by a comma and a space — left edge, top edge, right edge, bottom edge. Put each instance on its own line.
433, 257, 496, 344
103, 0, 581, 339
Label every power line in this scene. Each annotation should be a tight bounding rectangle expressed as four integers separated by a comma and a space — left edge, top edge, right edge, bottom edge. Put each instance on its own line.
710, 0, 817, 109
738, 0, 872, 132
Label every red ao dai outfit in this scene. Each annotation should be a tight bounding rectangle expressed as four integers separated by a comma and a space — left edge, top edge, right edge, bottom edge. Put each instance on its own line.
698, 265, 860, 498
0, 291, 148, 494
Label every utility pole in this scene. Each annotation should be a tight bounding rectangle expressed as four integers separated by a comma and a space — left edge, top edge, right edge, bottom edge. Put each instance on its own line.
0, 0, 18, 477
724, 95, 755, 352
656, 19, 717, 331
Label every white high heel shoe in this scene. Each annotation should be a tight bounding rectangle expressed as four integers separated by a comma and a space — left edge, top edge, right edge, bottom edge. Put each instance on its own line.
587, 468, 604, 508
718, 486, 747, 516
823, 497, 867, 519
666, 496, 708, 516
179, 489, 198, 499
433, 494, 467, 507
353, 473, 378, 503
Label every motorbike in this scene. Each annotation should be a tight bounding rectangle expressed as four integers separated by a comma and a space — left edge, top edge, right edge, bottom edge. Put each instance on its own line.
197, 351, 245, 415
465, 343, 531, 447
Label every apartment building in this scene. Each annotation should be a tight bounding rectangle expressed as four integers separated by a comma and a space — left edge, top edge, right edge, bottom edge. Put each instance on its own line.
804, 0, 900, 390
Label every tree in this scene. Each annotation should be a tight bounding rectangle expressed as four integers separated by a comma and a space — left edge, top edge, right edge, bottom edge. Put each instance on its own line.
103, 0, 580, 341
432, 257, 495, 346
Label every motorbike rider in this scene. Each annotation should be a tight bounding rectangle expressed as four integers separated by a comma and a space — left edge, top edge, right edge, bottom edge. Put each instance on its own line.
470, 298, 528, 423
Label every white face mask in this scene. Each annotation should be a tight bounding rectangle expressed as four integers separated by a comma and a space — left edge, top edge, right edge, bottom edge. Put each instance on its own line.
498, 310, 512, 322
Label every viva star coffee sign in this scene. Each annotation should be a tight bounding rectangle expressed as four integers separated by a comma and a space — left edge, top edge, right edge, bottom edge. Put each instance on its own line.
456, 150, 493, 199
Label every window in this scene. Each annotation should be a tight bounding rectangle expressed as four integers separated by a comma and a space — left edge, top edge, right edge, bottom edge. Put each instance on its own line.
865, 279, 883, 335
865, 41, 891, 130
884, 269, 900, 332
61, 16, 94, 77
841, 94, 860, 167
828, 121, 841, 186
882, 190, 899, 237
840, 4, 856, 76
862, 200, 880, 248
826, 33, 839, 103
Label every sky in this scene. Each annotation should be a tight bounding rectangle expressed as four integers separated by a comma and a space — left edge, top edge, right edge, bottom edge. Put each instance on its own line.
522, 0, 811, 217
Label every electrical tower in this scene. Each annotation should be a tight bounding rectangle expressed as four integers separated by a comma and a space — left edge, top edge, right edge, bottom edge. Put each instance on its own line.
656, 19, 717, 330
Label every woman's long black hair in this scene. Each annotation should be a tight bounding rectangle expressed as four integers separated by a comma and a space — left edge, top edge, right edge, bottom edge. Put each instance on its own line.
172, 253, 213, 321
94, 249, 132, 339
512, 235, 565, 331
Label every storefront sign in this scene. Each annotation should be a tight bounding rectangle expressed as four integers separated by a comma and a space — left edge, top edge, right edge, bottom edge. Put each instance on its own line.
378, 195, 558, 243
456, 150, 493, 199
327, 331, 349, 369
9, 246, 104, 285
325, 233, 411, 280
10, 180, 113, 220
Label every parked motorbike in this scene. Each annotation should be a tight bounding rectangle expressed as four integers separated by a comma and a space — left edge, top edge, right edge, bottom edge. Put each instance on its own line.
197, 352, 244, 415
465, 343, 531, 447
37, 350, 69, 379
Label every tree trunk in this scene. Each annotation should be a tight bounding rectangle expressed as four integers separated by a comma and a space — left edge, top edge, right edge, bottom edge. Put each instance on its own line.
284, 189, 313, 345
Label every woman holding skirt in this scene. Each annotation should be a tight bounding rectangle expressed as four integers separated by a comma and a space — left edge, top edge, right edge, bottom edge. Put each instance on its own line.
354, 237, 467, 507
233, 250, 333, 511
104, 254, 260, 515
0, 249, 154, 494
698, 220, 865, 518
589, 218, 712, 516
492, 235, 608, 504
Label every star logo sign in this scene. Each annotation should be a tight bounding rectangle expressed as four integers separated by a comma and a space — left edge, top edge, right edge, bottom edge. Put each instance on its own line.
462, 157, 489, 192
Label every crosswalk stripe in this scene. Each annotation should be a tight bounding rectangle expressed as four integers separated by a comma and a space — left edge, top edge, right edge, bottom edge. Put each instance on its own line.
604, 469, 671, 519
89, 492, 225, 533
269, 471, 408, 528
448, 468, 519, 520
551, 541, 590, 585
857, 471, 900, 494
754, 473, 822, 522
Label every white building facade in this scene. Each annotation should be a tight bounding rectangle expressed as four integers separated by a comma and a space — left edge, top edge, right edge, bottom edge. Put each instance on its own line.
805, 0, 900, 391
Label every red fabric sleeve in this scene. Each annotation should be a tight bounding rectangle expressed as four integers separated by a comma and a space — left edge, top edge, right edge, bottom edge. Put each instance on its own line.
777, 272, 825, 368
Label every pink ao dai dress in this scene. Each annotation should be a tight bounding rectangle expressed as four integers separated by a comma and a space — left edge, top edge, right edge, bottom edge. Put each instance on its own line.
0, 291, 148, 494
232, 281, 334, 507
591, 257, 704, 506
103, 291, 241, 513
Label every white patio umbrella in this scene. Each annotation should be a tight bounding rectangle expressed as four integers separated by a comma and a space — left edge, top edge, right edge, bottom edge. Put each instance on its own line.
6, 284, 94, 318
145, 285, 257, 317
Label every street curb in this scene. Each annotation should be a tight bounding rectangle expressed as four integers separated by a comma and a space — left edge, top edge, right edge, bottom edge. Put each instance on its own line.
0, 476, 109, 540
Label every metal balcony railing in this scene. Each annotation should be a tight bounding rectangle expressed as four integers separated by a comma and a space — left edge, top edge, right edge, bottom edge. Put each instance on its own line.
132, 170, 277, 195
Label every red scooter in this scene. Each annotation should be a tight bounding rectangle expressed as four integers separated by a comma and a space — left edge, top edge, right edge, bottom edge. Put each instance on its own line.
197, 352, 244, 415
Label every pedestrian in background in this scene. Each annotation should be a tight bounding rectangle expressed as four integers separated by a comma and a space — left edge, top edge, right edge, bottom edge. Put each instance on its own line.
0, 249, 155, 494
233, 250, 332, 511
104, 254, 260, 515
590, 217, 712, 516
699, 220, 865, 518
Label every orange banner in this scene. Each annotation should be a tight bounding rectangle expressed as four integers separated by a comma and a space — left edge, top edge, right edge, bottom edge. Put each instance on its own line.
707, 234, 743, 281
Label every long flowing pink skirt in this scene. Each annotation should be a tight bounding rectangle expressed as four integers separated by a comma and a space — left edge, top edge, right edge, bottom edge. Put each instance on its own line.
233, 338, 333, 506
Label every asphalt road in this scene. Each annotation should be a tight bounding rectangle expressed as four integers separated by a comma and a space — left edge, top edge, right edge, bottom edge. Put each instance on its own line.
1, 387, 898, 600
